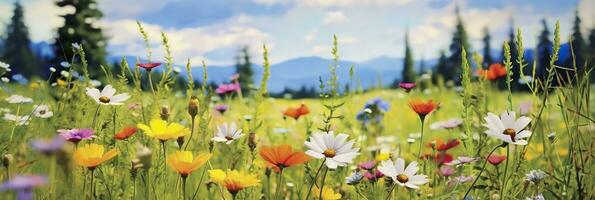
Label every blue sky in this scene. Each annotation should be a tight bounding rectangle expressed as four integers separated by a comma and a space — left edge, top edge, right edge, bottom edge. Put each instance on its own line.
0, 0, 592, 66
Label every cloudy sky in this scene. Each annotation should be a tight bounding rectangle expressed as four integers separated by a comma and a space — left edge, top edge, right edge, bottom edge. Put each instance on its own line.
0, 0, 593, 66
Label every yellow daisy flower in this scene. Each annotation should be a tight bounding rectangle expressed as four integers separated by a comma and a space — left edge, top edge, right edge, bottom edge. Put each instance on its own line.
167, 151, 211, 177
208, 169, 260, 195
312, 186, 342, 200
137, 119, 190, 141
73, 143, 119, 169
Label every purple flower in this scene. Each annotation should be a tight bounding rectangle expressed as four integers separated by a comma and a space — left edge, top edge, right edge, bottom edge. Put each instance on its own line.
30, 136, 65, 155
398, 82, 416, 92
58, 128, 95, 143
519, 101, 532, 115
0, 175, 47, 200
446, 156, 478, 166
357, 160, 375, 170
447, 175, 473, 187
215, 83, 240, 94
214, 104, 229, 114
363, 170, 384, 181
430, 118, 463, 130
439, 166, 455, 177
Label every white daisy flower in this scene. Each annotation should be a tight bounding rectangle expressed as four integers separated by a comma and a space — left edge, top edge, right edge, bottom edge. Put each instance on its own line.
304, 131, 360, 169
483, 111, 532, 145
1, 77, 9, 83
5, 95, 33, 104
378, 158, 428, 189
212, 122, 243, 144
60, 71, 70, 77
3, 113, 30, 126
0, 61, 10, 72
71, 42, 82, 50
33, 104, 53, 118
85, 84, 130, 106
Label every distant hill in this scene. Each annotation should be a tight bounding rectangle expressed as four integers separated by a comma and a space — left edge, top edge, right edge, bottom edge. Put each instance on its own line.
30, 41, 573, 92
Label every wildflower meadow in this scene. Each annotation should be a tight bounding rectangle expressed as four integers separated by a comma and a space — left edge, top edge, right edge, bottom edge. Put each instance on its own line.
0, 2, 594, 200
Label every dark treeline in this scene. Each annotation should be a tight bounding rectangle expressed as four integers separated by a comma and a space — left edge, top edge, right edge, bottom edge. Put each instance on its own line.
1, 2, 594, 98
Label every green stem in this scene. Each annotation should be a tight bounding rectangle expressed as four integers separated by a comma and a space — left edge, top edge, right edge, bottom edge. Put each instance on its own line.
417, 118, 425, 159
90, 169, 95, 200
463, 145, 502, 198
318, 167, 329, 199
275, 169, 284, 200
9, 105, 20, 143
148, 70, 156, 95
305, 160, 326, 200
91, 105, 100, 130
183, 116, 196, 150
385, 183, 397, 200
191, 167, 208, 200
500, 145, 510, 200
182, 176, 187, 200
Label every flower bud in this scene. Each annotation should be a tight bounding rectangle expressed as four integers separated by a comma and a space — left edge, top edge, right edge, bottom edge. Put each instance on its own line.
248, 132, 257, 152
2, 154, 13, 168
176, 136, 185, 148
188, 96, 199, 118
160, 106, 170, 121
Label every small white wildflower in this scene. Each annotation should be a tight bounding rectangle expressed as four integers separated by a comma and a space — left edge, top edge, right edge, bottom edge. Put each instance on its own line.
60, 62, 71, 68
49, 67, 56, 72
90, 79, 101, 87
212, 122, 243, 144
0, 61, 10, 72
5, 95, 33, 104
173, 67, 181, 73
60, 71, 70, 77
3, 113, 30, 126
71, 43, 82, 50
407, 138, 415, 144
1, 77, 9, 83
525, 170, 547, 184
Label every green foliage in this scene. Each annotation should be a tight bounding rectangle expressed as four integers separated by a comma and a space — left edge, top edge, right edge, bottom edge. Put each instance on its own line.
53, 0, 107, 79
235, 46, 254, 95
482, 26, 493, 66
1, 2, 39, 78
402, 31, 416, 83
446, 7, 472, 84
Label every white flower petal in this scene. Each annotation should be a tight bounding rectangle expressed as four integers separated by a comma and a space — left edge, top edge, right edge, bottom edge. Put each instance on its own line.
325, 158, 339, 169
395, 158, 405, 174
305, 150, 324, 159
516, 130, 532, 139
514, 116, 531, 132
403, 161, 419, 176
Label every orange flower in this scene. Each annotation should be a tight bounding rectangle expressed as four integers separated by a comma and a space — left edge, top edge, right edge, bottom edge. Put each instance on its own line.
408, 99, 438, 120
282, 104, 310, 120
114, 126, 137, 140
259, 144, 310, 172
477, 63, 507, 80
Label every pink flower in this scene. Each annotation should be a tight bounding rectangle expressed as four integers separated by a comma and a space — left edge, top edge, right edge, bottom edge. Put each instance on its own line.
398, 82, 416, 93
519, 101, 532, 115
357, 161, 375, 170
215, 83, 241, 95
446, 156, 478, 166
136, 62, 161, 71
439, 166, 455, 177
447, 175, 473, 187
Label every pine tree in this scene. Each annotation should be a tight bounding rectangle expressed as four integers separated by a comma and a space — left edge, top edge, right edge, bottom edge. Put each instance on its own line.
1, 2, 39, 78
433, 50, 448, 83
482, 26, 493, 66
401, 31, 416, 83
418, 55, 426, 75
446, 7, 472, 84
235, 46, 254, 95
569, 10, 587, 74
53, 0, 108, 78
536, 19, 553, 81
505, 25, 521, 90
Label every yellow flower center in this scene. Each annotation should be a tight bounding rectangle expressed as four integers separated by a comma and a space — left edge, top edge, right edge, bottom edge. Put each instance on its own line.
503, 128, 516, 142
396, 174, 409, 183
99, 96, 110, 103
323, 149, 336, 158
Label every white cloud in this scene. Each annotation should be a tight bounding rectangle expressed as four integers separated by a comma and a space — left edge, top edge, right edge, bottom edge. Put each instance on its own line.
304, 29, 318, 42
0, 0, 66, 41
340, 35, 359, 45
302, 0, 413, 7
312, 45, 330, 55
103, 18, 269, 66
323, 11, 348, 25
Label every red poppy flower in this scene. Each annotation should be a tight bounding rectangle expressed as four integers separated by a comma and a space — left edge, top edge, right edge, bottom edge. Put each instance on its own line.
259, 144, 310, 172
427, 139, 460, 151
136, 62, 161, 71
421, 153, 453, 165
409, 99, 438, 119
283, 104, 310, 120
477, 63, 507, 81
114, 127, 137, 140
487, 154, 507, 165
